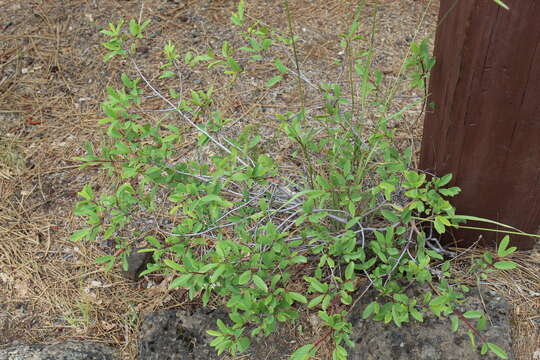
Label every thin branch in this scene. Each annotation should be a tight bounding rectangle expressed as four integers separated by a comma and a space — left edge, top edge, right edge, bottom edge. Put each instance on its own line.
132, 59, 251, 167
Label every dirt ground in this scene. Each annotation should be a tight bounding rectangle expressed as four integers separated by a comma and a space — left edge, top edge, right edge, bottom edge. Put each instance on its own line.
0, 0, 538, 359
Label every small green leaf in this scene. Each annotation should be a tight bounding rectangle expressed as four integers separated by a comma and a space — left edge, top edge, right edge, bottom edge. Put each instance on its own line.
345, 262, 355, 280
436, 173, 452, 187
159, 70, 176, 79
333, 344, 347, 360
439, 187, 461, 196
78, 184, 94, 201
71, 228, 91, 242
95, 255, 115, 264
493, 261, 517, 270
487, 343, 508, 359
362, 301, 377, 319
128, 19, 139, 36
210, 264, 227, 283
481, 343, 488, 355
121, 167, 137, 179
290, 344, 315, 360
434, 216, 446, 234
252, 275, 268, 293
238, 336, 250, 352
266, 75, 282, 87
410, 307, 423, 322
467, 330, 476, 348
492, 0, 509, 10
290, 256, 308, 264
206, 329, 222, 337
463, 310, 482, 319
288, 292, 307, 304
498, 235, 509, 256
450, 315, 459, 332
497, 235, 516, 256
169, 274, 192, 289
274, 58, 287, 73
381, 209, 400, 223
199, 263, 218, 273
308, 295, 324, 308
238, 270, 251, 285
306, 277, 327, 293
164, 259, 184, 272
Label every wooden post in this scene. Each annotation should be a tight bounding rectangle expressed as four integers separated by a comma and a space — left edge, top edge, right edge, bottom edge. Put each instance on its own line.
420, 0, 540, 249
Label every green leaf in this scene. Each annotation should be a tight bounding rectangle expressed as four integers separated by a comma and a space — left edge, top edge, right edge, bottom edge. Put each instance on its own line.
492, 0, 509, 10
238, 336, 250, 352
497, 235, 517, 257
426, 250, 444, 260
450, 315, 459, 332
121, 167, 138, 179
159, 70, 176, 79
164, 259, 184, 272
439, 187, 461, 197
410, 307, 423, 322
78, 184, 94, 201
487, 343, 509, 359
498, 235, 510, 256
476, 316, 487, 331
252, 275, 268, 293
434, 216, 446, 234
145, 236, 162, 249
362, 301, 377, 319
206, 329, 222, 337
290, 344, 315, 360
128, 19, 139, 36
95, 255, 115, 264
381, 210, 400, 223
436, 173, 452, 187
202, 288, 211, 306
493, 261, 517, 270
288, 292, 307, 304
238, 270, 251, 285
481, 343, 488, 355
290, 256, 308, 264
429, 295, 448, 308
467, 330, 476, 348
266, 75, 282, 87
210, 264, 227, 283
332, 344, 347, 360
216, 319, 228, 333
71, 228, 91, 242
199, 263, 218, 273
305, 277, 328, 293
140, 19, 151, 32
308, 295, 324, 308
345, 262, 355, 280
200, 194, 231, 206
274, 58, 287, 73
463, 310, 482, 319
169, 274, 192, 289
436, 215, 451, 227
321, 294, 332, 310
120, 73, 133, 89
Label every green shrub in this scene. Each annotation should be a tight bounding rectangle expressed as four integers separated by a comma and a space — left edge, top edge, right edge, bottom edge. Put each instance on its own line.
73, 2, 517, 359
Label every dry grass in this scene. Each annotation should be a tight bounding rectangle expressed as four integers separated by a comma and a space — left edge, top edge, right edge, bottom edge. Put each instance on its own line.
0, 0, 538, 359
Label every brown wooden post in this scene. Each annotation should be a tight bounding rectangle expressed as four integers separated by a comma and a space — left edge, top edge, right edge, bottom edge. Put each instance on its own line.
420, 0, 540, 249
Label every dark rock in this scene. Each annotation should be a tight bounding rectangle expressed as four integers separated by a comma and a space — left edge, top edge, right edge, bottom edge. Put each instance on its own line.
122, 248, 153, 281
138, 308, 296, 360
347, 286, 512, 360
0, 341, 117, 360
138, 308, 228, 360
